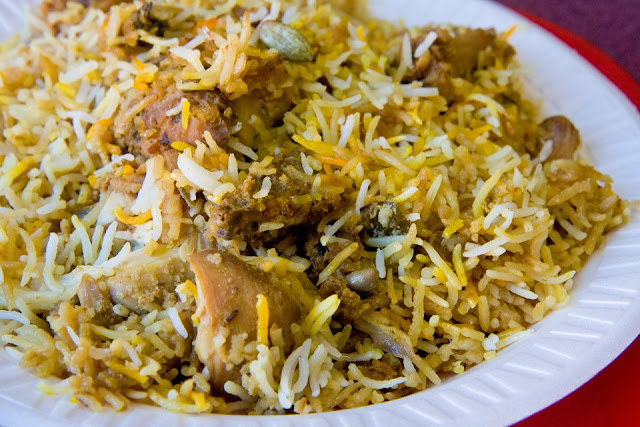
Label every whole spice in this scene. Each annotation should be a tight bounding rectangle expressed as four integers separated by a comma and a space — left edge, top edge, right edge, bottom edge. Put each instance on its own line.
259, 21, 313, 62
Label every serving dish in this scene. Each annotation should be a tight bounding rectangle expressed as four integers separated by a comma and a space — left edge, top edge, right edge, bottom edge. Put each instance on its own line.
0, 0, 638, 425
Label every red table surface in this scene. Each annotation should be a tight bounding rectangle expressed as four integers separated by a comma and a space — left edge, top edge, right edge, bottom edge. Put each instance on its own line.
509, 9, 640, 427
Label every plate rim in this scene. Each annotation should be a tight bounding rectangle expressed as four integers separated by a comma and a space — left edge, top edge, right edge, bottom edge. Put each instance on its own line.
0, 0, 639, 426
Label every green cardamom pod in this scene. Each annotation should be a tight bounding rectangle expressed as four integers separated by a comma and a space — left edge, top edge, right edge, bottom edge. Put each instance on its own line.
259, 21, 313, 62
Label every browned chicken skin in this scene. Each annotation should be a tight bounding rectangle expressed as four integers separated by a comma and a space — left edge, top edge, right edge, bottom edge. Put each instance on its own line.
188, 249, 304, 389
361, 201, 409, 238
101, 250, 193, 313
114, 86, 230, 170
82, 0, 130, 10
408, 27, 514, 101
207, 152, 346, 243
228, 52, 296, 147
42, 0, 130, 13
304, 231, 390, 322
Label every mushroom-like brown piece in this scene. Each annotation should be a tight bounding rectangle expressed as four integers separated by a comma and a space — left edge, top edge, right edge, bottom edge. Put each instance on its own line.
354, 313, 416, 361
355, 312, 442, 384
538, 115, 581, 160
114, 87, 230, 170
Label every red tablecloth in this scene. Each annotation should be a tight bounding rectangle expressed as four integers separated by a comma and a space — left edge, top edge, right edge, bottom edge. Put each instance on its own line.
510, 10, 640, 427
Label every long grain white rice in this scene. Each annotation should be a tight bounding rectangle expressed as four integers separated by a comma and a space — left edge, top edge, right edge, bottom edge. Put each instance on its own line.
167, 307, 189, 339
253, 177, 272, 199
414, 31, 437, 58
507, 284, 538, 300
177, 153, 225, 195
0, 310, 30, 325
463, 236, 510, 258
375, 248, 386, 279
0, 0, 626, 417
355, 179, 371, 214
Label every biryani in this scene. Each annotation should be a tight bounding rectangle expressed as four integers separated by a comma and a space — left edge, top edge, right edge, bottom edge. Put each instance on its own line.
0, 0, 628, 415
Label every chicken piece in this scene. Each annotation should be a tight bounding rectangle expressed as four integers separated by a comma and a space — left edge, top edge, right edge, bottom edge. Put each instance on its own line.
537, 115, 581, 160
86, 0, 130, 9
318, 276, 362, 319
95, 164, 144, 195
232, 52, 294, 145
243, 51, 291, 95
304, 228, 359, 281
407, 27, 514, 101
361, 201, 409, 238
120, 1, 166, 46
158, 173, 184, 245
232, 93, 292, 144
207, 152, 346, 243
446, 28, 497, 77
499, 101, 539, 155
114, 86, 230, 170
78, 274, 112, 314
358, 359, 400, 381
41, 0, 69, 12
41, 0, 129, 13
304, 233, 389, 321
108, 174, 143, 195
99, 248, 193, 313
318, 275, 388, 322
187, 249, 303, 388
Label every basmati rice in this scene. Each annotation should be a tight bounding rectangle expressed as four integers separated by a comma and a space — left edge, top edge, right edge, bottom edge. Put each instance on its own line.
0, 0, 629, 417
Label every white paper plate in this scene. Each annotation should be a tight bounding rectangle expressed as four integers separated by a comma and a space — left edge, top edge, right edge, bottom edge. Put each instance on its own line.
1, 0, 639, 426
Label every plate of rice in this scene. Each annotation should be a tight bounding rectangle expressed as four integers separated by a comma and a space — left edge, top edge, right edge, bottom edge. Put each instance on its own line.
0, 0, 639, 425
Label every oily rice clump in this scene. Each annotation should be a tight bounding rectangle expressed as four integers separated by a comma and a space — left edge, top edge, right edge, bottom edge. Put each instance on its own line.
0, 0, 629, 415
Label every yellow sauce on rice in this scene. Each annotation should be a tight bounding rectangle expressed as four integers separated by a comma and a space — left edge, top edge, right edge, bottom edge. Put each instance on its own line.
0, 0, 629, 415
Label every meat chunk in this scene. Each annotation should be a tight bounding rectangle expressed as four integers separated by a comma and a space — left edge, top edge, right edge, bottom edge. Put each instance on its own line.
207, 152, 345, 243
120, 1, 166, 46
499, 101, 539, 155
106, 174, 143, 195
41, 0, 69, 12
187, 249, 303, 388
86, 0, 130, 10
100, 249, 193, 313
41, 0, 129, 13
318, 275, 385, 322
407, 27, 514, 101
114, 86, 230, 170
304, 234, 389, 322
537, 115, 581, 160
317, 267, 389, 322
78, 274, 112, 314
304, 236, 333, 280
445, 28, 497, 78
95, 165, 144, 195
358, 359, 399, 381
361, 201, 409, 238
232, 52, 293, 144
